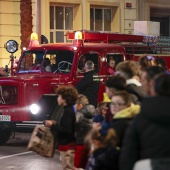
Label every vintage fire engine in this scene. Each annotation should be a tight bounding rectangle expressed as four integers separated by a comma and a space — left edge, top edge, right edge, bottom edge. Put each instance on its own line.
0, 30, 169, 145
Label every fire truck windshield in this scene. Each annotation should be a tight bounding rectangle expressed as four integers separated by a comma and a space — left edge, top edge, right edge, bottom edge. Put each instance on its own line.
18, 50, 74, 74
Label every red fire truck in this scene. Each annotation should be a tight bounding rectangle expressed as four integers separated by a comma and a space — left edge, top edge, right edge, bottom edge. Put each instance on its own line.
0, 30, 169, 145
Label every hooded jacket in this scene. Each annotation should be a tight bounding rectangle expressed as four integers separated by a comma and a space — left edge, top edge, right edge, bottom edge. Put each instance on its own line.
75, 104, 96, 144
110, 103, 140, 147
120, 96, 170, 170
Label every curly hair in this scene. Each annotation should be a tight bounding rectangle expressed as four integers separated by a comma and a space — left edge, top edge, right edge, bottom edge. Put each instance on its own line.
57, 86, 78, 105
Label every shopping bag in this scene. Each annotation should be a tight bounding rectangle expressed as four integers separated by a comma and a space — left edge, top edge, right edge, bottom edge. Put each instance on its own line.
27, 125, 55, 157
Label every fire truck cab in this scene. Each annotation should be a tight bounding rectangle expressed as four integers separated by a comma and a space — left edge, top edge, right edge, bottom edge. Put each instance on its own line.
0, 30, 170, 145
0, 31, 127, 144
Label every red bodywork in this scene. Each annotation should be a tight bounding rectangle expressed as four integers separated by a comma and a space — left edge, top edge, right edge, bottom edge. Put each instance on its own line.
1, 31, 170, 124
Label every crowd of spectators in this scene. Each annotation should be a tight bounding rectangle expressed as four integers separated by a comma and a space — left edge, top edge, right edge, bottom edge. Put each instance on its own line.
45, 55, 170, 170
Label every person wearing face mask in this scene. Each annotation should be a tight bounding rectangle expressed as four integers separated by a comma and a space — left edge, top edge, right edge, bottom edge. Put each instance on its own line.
110, 91, 140, 148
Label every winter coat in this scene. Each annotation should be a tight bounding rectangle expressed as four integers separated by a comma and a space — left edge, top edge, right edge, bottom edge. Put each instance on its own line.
107, 66, 115, 75
126, 78, 146, 105
76, 104, 96, 144
75, 70, 100, 107
111, 103, 140, 147
120, 96, 170, 170
93, 114, 104, 123
50, 104, 76, 145
85, 147, 119, 170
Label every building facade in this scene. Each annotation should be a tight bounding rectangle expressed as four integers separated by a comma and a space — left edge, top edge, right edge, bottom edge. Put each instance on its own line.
0, 0, 170, 67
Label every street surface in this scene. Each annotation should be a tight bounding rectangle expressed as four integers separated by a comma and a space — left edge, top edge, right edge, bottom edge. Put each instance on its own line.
0, 132, 62, 170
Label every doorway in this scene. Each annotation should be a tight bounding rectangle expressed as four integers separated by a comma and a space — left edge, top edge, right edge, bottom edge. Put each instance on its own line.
150, 7, 170, 36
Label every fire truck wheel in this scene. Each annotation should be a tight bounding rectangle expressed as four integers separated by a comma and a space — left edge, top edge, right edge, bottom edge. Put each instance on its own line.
0, 129, 11, 145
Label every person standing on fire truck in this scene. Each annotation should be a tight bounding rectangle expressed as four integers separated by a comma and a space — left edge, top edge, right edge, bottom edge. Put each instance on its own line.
75, 60, 100, 108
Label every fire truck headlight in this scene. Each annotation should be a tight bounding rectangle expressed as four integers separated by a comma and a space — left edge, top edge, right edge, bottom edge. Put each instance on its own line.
4, 40, 18, 53
30, 104, 40, 115
73, 47, 77, 50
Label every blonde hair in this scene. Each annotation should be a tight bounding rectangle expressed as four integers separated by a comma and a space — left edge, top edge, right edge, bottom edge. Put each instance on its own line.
76, 94, 89, 106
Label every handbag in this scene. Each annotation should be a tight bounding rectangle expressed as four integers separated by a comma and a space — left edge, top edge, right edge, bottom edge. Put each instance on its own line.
27, 125, 55, 157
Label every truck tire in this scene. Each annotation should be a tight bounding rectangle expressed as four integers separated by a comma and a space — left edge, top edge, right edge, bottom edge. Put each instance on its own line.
0, 129, 11, 145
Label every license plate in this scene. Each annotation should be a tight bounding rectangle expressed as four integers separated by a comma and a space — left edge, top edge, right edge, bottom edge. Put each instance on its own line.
0, 115, 11, 121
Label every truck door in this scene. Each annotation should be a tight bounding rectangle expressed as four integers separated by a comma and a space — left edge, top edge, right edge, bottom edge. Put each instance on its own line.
75, 52, 105, 103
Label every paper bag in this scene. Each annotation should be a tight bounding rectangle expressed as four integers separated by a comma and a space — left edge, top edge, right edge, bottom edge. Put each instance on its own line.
27, 125, 55, 157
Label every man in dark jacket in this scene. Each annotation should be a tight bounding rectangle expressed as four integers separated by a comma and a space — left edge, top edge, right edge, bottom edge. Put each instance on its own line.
75, 60, 100, 108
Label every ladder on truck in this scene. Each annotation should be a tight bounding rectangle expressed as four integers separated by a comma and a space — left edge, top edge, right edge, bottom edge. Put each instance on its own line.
67, 30, 170, 54
67, 30, 144, 43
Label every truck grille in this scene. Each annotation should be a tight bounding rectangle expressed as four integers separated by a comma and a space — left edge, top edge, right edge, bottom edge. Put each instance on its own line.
0, 85, 18, 104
